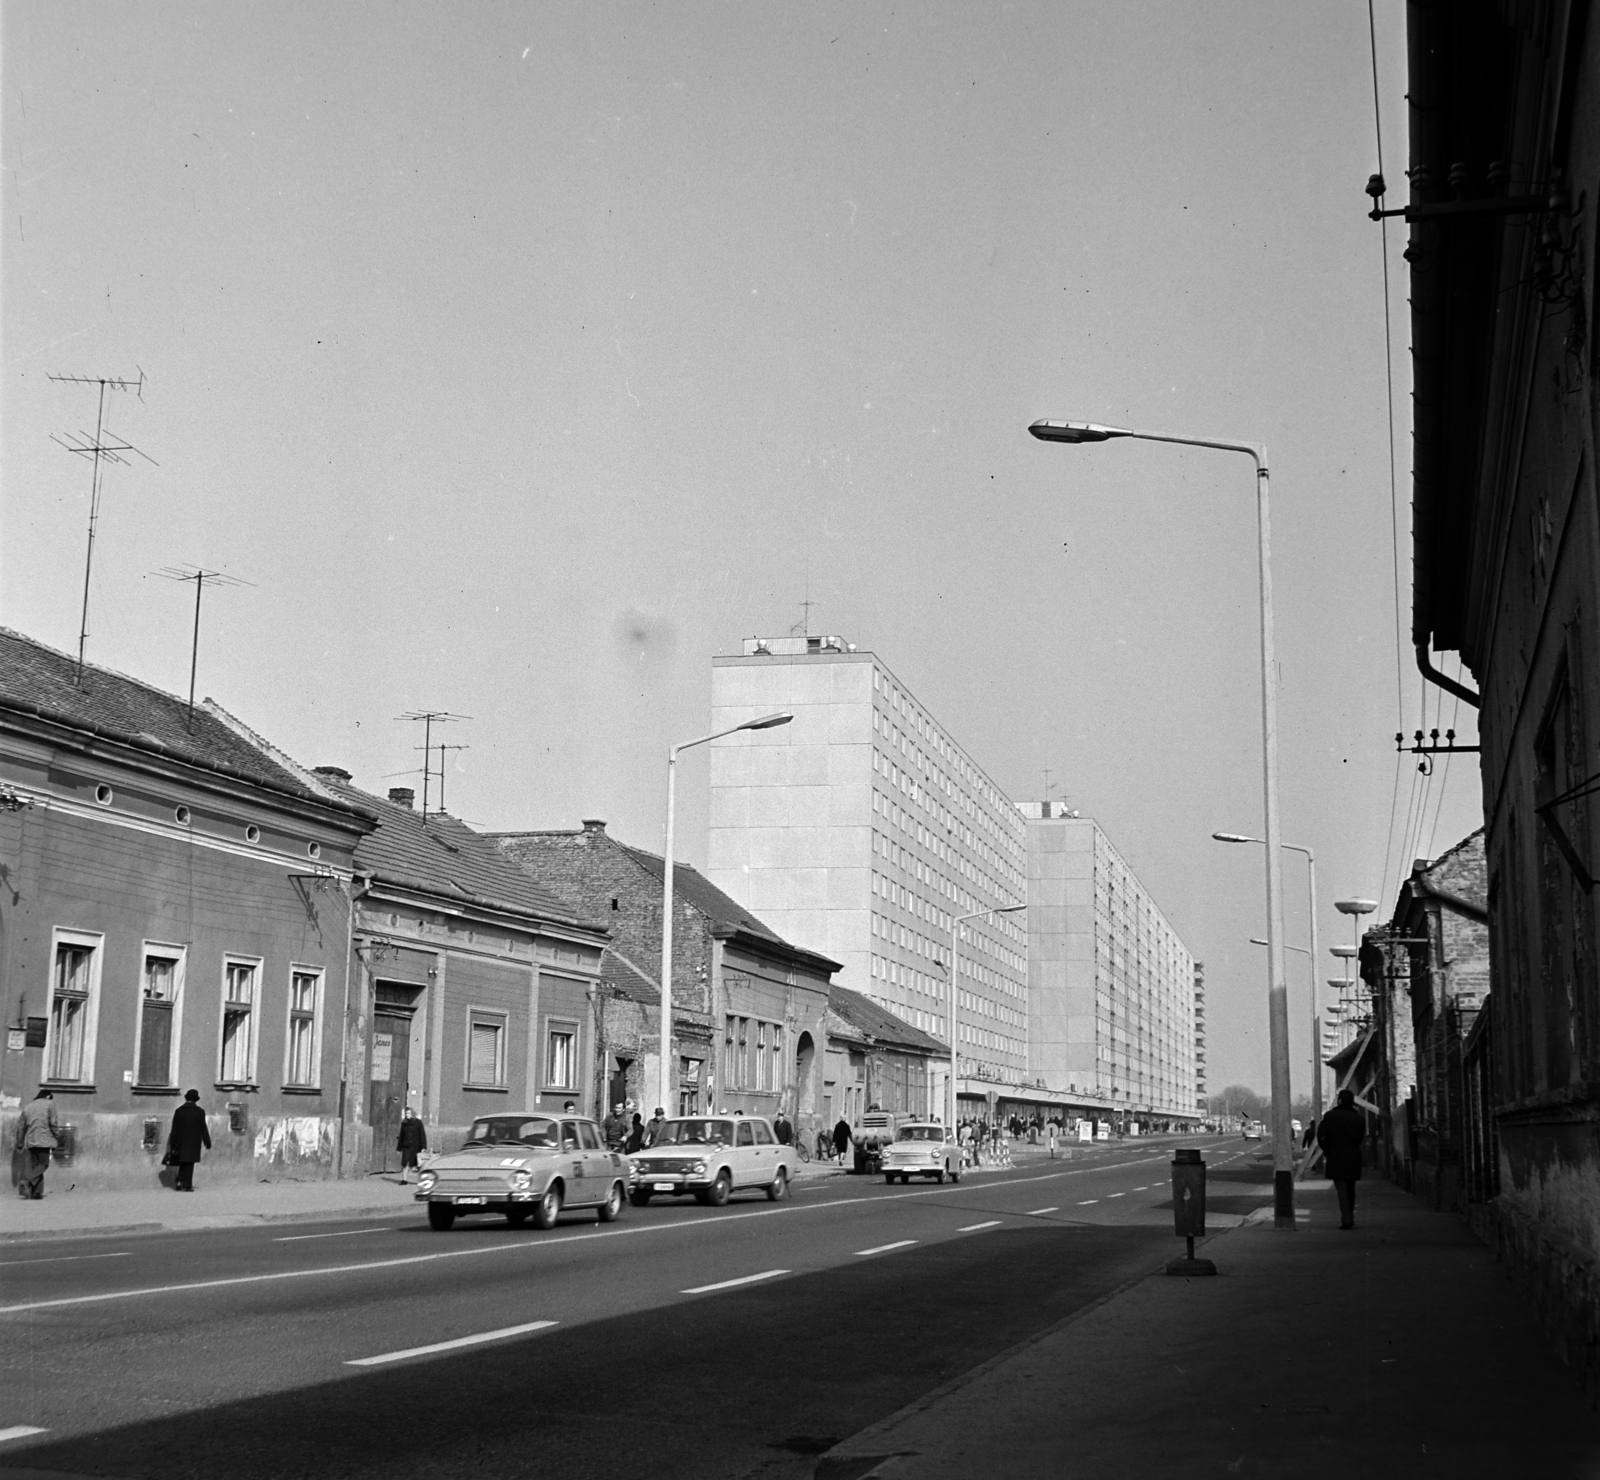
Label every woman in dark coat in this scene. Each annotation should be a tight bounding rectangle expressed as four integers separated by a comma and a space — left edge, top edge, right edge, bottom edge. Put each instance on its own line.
1316, 1089, 1366, 1230
396, 1107, 428, 1183
624, 1113, 645, 1154
167, 1090, 211, 1193
832, 1116, 851, 1166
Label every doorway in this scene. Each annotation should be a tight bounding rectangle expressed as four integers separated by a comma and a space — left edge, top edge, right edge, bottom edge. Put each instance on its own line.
368, 1011, 411, 1174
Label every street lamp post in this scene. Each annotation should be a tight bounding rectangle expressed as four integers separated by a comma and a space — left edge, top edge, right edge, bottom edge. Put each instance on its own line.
659, 711, 793, 1118
946, 905, 1025, 1131
1031, 417, 1296, 1229
1215, 833, 1323, 1132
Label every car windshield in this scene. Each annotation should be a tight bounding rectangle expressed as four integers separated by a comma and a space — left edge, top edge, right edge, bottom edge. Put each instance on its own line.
463, 1116, 559, 1148
896, 1127, 941, 1142
651, 1118, 733, 1146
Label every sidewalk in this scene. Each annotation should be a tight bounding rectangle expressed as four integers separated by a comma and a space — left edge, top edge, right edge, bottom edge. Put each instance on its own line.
1, 1153, 851, 1243
816, 1177, 1600, 1480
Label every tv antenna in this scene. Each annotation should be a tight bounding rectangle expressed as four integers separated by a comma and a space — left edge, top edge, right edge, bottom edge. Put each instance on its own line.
395, 711, 471, 816
419, 740, 472, 816
153, 566, 253, 725
790, 564, 819, 639
48, 370, 156, 681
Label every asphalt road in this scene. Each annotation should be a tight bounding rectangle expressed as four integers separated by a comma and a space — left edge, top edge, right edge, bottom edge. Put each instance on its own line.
0, 1135, 1260, 1480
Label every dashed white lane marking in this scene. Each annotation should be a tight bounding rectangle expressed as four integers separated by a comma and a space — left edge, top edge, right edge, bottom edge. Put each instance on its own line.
0, 1427, 48, 1442
275, 1228, 396, 1243
1025, 1207, 1058, 1216
347, 1320, 557, 1366
681, 1269, 788, 1295
0, 1251, 131, 1267
957, 1221, 1002, 1232
1107, 1193, 1125, 1199
1133, 1186, 1149, 1192
1078, 1199, 1099, 1205
855, 1240, 917, 1257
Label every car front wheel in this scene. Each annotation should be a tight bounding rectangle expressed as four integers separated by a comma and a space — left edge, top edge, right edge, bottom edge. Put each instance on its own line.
934, 1168, 945, 1184
767, 1168, 788, 1202
427, 1202, 456, 1232
532, 1182, 563, 1230
705, 1168, 732, 1206
598, 1182, 624, 1222
629, 1188, 652, 1207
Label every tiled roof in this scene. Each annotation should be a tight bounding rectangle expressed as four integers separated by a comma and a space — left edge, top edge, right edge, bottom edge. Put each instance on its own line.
318, 777, 591, 928
828, 983, 948, 1055
0, 626, 358, 811
600, 944, 661, 1006
620, 845, 788, 945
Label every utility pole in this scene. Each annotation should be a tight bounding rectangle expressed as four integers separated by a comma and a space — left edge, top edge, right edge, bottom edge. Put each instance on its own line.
154, 566, 251, 725
49, 371, 156, 681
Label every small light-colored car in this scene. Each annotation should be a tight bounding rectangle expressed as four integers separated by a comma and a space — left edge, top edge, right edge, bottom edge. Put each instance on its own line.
880, 1122, 960, 1184
415, 1112, 627, 1231
626, 1115, 795, 1206
1241, 1119, 1264, 1141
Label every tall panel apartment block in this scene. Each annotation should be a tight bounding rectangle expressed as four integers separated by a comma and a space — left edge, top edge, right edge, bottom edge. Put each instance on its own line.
1020, 801, 1198, 1121
708, 637, 1027, 1081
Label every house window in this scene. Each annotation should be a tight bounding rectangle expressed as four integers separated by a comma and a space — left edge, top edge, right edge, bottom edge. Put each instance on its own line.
219, 958, 260, 1084
285, 969, 322, 1086
755, 1022, 769, 1090
545, 1023, 576, 1090
136, 946, 184, 1087
468, 1012, 508, 1087
47, 931, 103, 1083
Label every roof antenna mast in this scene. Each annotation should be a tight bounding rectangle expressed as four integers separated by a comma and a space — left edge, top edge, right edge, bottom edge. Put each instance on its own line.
395, 711, 471, 816
48, 370, 156, 683
154, 565, 253, 727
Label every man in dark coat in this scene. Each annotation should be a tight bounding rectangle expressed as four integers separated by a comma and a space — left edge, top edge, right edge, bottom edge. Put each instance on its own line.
14, 1089, 61, 1199
168, 1090, 211, 1192
1316, 1088, 1365, 1229
772, 1111, 792, 1147
396, 1106, 428, 1183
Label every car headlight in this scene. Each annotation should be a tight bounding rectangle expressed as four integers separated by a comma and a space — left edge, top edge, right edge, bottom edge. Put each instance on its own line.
511, 1170, 532, 1191
691, 1160, 707, 1175
417, 1171, 436, 1192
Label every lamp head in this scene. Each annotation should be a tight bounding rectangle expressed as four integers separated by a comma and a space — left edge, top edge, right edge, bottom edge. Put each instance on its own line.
1028, 419, 1132, 444
742, 712, 793, 731
1330, 944, 1359, 960
1212, 832, 1259, 844
1334, 898, 1379, 916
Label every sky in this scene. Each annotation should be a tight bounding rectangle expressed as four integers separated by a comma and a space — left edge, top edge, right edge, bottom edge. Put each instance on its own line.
1, 1, 1484, 1095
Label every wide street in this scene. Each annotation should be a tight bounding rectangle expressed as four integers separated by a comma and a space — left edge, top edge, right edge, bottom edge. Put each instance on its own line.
0, 1135, 1254, 1480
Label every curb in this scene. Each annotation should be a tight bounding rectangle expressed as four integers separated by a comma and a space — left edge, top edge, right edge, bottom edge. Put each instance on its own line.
0, 1200, 417, 1246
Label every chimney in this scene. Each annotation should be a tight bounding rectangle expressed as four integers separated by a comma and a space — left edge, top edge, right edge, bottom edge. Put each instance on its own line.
388, 787, 416, 810
581, 819, 607, 837
314, 766, 352, 782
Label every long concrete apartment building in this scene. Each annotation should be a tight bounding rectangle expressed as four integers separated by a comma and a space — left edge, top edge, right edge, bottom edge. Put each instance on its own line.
707, 636, 1028, 1097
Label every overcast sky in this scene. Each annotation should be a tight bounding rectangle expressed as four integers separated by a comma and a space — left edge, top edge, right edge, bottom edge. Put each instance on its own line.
1, 2, 1483, 1094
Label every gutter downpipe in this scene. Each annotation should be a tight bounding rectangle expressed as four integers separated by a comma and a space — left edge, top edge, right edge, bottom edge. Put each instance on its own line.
1416, 642, 1481, 708
338, 871, 372, 1178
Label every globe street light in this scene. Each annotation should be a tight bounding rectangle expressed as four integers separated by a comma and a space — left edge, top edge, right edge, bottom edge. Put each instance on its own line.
1216, 832, 1323, 1129
945, 905, 1026, 1132
1031, 417, 1296, 1230
659, 711, 792, 1117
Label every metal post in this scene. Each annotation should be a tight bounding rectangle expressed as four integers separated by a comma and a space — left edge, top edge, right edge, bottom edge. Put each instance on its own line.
1305, 850, 1322, 1130
188, 572, 204, 717
660, 743, 680, 1120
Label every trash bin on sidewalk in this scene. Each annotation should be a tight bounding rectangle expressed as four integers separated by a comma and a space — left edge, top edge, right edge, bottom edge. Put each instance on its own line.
1165, 1147, 1216, 1276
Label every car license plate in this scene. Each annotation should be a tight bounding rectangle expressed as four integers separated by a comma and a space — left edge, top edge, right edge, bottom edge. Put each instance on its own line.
454, 1196, 486, 1205
653, 1182, 676, 1192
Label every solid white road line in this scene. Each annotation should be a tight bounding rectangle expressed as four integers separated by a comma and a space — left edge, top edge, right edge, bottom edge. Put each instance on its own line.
957, 1221, 1002, 1232
681, 1269, 788, 1295
0, 1155, 1176, 1317
275, 1228, 395, 1243
854, 1240, 917, 1257
0, 1251, 131, 1267
0, 1427, 47, 1442
1025, 1207, 1058, 1216
347, 1320, 557, 1366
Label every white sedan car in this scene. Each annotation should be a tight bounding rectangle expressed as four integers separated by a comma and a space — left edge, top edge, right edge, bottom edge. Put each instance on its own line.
881, 1123, 961, 1184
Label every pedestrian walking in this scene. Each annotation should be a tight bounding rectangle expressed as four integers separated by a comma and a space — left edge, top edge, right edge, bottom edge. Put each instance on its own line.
832, 1116, 851, 1167
604, 1103, 628, 1148
396, 1105, 428, 1183
645, 1107, 666, 1147
773, 1110, 793, 1146
624, 1112, 645, 1154
167, 1090, 211, 1193
13, 1088, 60, 1200
1316, 1088, 1366, 1230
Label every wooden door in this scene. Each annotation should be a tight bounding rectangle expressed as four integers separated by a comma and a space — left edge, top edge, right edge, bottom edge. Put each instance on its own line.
368, 1012, 411, 1173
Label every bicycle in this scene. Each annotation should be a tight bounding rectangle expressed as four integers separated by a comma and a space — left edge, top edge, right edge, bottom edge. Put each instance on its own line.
791, 1137, 811, 1164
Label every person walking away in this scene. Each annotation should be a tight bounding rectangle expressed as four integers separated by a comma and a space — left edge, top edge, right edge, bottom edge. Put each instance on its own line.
1316, 1089, 1365, 1230
167, 1090, 211, 1192
832, 1116, 851, 1167
14, 1089, 60, 1199
396, 1105, 428, 1183
624, 1113, 645, 1154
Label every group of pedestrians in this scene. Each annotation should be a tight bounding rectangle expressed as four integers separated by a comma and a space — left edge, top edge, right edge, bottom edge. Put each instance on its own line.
12, 1085, 211, 1198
